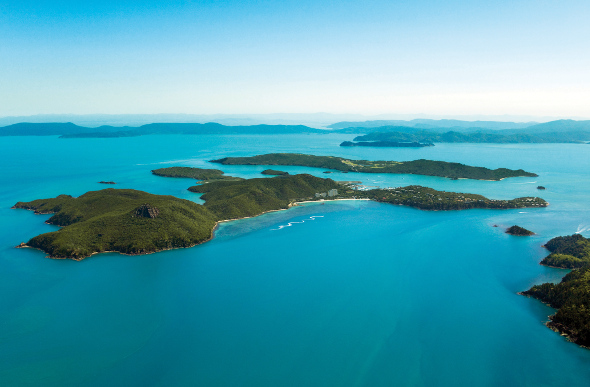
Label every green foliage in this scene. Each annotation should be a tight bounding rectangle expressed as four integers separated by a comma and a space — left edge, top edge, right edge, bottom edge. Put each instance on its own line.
261, 169, 289, 175
211, 153, 537, 180
13, 189, 217, 259
340, 185, 547, 211
152, 166, 242, 182
522, 267, 590, 347
540, 234, 590, 269
189, 174, 341, 220
506, 225, 534, 236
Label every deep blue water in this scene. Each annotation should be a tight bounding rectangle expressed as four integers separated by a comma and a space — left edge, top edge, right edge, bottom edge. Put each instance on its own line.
1, 134, 589, 386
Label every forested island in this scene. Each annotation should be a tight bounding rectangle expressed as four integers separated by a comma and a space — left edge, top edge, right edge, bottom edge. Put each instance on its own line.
13, 189, 218, 259
521, 234, 590, 348
211, 153, 537, 180
506, 225, 534, 236
152, 166, 243, 182
261, 169, 289, 175
340, 141, 434, 148
14, 174, 547, 259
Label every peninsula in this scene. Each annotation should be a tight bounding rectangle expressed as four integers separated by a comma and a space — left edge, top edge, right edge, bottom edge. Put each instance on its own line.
210, 153, 537, 180
520, 234, 590, 348
14, 174, 547, 260
539, 234, 590, 269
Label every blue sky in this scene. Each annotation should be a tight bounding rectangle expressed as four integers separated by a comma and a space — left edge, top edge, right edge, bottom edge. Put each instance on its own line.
1, 0, 589, 118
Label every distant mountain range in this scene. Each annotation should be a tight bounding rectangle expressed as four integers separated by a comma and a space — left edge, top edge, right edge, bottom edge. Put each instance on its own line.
0, 122, 324, 137
1, 119, 590, 143
348, 120, 590, 144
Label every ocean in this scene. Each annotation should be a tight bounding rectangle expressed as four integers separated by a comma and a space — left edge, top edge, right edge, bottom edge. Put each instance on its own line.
1, 134, 589, 386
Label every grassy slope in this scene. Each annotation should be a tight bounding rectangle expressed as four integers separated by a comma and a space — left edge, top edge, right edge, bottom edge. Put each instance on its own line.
189, 174, 341, 220
211, 153, 537, 180
13, 189, 217, 259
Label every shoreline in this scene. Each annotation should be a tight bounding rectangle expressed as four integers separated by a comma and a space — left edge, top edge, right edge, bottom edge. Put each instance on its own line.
15, 197, 374, 260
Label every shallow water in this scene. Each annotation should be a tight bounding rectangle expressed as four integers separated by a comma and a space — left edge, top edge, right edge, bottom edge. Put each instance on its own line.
1, 135, 589, 386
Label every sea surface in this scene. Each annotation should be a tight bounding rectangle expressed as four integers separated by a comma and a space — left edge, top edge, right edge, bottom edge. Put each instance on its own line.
1, 134, 589, 386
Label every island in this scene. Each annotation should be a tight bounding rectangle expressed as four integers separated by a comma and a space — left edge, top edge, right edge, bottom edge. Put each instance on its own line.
12, 189, 218, 260
14, 174, 548, 260
98, 181, 116, 184
506, 225, 534, 236
261, 169, 289, 176
210, 153, 538, 180
340, 141, 434, 147
537, 186, 546, 190
152, 166, 242, 182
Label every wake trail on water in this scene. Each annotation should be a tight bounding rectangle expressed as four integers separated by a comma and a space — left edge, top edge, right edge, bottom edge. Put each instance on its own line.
575, 224, 590, 234
272, 216, 324, 231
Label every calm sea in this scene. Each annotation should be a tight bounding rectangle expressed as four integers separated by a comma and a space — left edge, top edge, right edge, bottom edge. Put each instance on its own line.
1, 134, 589, 386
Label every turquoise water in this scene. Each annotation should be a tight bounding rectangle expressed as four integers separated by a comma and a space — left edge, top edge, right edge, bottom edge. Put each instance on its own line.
1, 135, 590, 386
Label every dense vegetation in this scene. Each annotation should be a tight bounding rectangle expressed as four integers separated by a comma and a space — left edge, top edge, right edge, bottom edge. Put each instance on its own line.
13, 189, 217, 259
522, 267, 590, 348
15, 172, 548, 259
261, 169, 289, 175
152, 166, 242, 182
340, 185, 547, 211
189, 174, 341, 220
211, 153, 537, 180
506, 225, 534, 236
540, 234, 590, 269
340, 141, 434, 147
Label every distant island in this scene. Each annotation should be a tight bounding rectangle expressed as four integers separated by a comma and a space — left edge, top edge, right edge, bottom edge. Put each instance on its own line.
210, 153, 538, 181
98, 181, 116, 185
346, 124, 590, 144
14, 174, 547, 260
506, 225, 534, 236
261, 169, 289, 175
340, 141, 434, 148
152, 166, 242, 182
521, 234, 590, 348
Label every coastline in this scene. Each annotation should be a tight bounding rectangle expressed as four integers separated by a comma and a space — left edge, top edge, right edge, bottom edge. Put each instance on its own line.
15, 197, 373, 260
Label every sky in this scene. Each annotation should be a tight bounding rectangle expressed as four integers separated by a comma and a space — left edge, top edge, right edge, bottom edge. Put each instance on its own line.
1, 0, 589, 119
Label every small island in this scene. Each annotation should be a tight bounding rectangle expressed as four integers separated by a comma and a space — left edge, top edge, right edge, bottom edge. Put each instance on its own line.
340, 141, 434, 148
506, 225, 534, 236
537, 186, 546, 190
210, 153, 538, 181
98, 181, 116, 184
261, 169, 289, 176
152, 166, 242, 182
